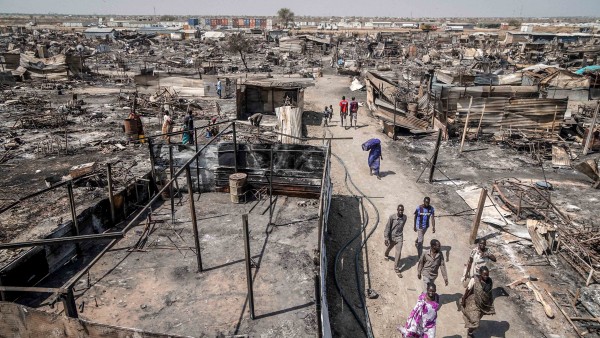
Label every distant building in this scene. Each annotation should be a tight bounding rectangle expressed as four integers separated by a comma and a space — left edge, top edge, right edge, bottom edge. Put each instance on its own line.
83, 27, 117, 39
521, 24, 534, 33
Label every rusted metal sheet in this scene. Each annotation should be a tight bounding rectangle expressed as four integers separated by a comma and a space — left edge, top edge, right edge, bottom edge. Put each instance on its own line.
373, 106, 429, 131
456, 97, 567, 133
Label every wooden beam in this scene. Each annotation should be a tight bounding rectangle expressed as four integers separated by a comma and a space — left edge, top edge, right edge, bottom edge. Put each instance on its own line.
469, 188, 487, 244
459, 96, 473, 153
583, 101, 599, 155
546, 289, 585, 337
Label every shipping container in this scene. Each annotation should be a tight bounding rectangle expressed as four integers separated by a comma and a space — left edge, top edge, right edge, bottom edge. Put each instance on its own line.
244, 19, 250, 27
205, 18, 211, 25
188, 18, 199, 26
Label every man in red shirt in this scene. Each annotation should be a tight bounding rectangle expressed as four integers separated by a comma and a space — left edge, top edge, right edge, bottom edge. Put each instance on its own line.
339, 96, 349, 128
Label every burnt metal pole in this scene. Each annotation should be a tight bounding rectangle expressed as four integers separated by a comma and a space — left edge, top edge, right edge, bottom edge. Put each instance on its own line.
107, 163, 116, 225
393, 99, 397, 141
62, 287, 78, 318
186, 166, 203, 272
67, 181, 82, 256
233, 122, 238, 172
428, 129, 443, 183
194, 127, 201, 194
169, 146, 175, 222
148, 138, 156, 181
269, 148, 274, 225
242, 214, 255, 319
315, 274, 323, 338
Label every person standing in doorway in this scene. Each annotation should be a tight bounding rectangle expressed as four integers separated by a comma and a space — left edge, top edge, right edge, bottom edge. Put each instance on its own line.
216, 78, 222, 99
414, 197, 435, 258
349, 97, 359, 129
384, 204, 407, 277
339, 96, 348, 128
417, 239, 448, 292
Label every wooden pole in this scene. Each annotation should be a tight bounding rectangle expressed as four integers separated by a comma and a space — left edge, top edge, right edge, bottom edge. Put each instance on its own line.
428, 129, 443, 183
546, 289, 585, 337
233, 122, 238, 172
583, 101, 599, 155
459, 97, 473, 153
469, 188, 487, 245
67, 181, 82, 256
551, 105, 558, 135
107, 163, 116, 225
242, 214, 255, 319
476, 102, 486, 137
62, 287, 78, 318
169, 146, 175, 222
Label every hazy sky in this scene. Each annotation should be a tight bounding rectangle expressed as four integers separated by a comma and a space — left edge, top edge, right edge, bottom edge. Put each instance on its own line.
0, 0, 599, 17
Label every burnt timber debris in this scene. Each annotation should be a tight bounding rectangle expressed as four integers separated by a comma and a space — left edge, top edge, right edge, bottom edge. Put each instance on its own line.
0, 13, 599, 338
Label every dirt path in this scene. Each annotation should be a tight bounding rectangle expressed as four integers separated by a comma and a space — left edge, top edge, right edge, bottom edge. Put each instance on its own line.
304, 73, 542, 337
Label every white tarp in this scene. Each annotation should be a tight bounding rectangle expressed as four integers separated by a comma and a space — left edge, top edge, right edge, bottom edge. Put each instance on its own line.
350, 77, 364, 91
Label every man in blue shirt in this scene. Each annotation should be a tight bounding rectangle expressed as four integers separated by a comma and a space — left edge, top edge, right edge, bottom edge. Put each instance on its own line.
414, 197, 435, 258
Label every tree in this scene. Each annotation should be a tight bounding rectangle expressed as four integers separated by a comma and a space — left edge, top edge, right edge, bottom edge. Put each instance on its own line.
226, 33, 252, 72
508, 19, 522, 27
277, 8, 294, 28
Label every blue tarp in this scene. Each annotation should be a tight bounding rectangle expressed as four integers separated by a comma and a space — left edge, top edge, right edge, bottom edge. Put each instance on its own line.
575, 65, 600, 75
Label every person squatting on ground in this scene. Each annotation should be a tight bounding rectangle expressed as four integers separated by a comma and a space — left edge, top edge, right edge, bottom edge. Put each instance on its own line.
461, 266, 495, 338
398, 282, 440, 338
417, 239, 448, 292
182, 110, 194, 145
362, 138, 382, 179
414, 197, 435, 258
384, 204, 407, 277
461, 238, 497, 287
339, 96, 348, 127
349, 97, 359, 129
161, 110, 173, 144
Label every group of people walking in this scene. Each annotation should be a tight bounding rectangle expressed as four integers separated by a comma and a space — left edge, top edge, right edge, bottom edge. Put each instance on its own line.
384, 198, 497, 338
322, 95, 360, 129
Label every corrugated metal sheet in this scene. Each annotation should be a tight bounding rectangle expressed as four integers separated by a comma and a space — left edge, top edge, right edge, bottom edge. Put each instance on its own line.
456, 97, 567, 133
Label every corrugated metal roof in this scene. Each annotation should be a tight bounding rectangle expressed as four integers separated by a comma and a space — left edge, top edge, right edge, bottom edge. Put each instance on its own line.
456, 97, 567, 133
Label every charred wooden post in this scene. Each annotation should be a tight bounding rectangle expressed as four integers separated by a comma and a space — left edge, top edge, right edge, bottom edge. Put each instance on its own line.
67, 181, 82, 256
194, 127, 201, 194
185, 166, 203, 272
169, 146, 175, 222
242, 214, 255, 319
233, 122, 239, 172
107, 163, 116, 225
62, 287, 78, 318
428, 129, 443, 183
